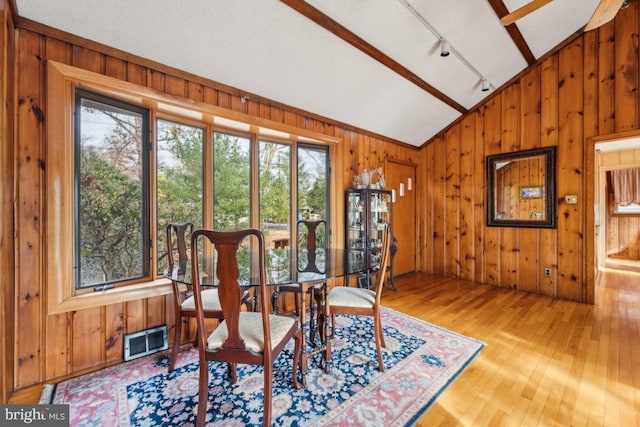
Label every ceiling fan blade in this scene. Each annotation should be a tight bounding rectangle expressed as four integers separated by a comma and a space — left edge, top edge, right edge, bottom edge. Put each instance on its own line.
500, 0, 554, 26
584, 0, 626, 31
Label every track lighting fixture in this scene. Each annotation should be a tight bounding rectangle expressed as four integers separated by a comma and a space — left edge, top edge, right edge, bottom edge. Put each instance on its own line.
481, 78, 491, 92
399, 0, 493, 94
440, 39, 450, 57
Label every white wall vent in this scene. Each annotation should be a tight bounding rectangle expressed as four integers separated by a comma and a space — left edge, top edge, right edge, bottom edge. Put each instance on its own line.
124, 325, 168, 361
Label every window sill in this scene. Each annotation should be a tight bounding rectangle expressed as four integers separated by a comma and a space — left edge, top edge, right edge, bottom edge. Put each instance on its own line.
48, 278, 173, 315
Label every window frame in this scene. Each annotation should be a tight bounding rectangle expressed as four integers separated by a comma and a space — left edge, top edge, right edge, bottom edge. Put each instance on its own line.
46, 60, 339, 314
74, 88, 152, 290
297, 142, 331, 225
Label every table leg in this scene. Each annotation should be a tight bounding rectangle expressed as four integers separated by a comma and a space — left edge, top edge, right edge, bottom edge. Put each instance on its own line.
271, 288, 280, 314
296, 282, 332, 380
322, 280, 331, 373
299, 287, 309, 374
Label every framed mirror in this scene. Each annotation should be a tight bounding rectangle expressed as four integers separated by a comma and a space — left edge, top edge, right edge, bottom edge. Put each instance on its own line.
486, 146, 557, 228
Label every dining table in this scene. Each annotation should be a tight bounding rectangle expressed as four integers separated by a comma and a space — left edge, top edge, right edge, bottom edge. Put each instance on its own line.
164, 246, 370, 383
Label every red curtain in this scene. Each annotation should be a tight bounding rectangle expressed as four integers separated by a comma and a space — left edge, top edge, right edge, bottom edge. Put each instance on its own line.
611, 168, 640, 206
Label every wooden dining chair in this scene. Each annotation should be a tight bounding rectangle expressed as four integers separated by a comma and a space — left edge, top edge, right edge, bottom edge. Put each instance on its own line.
190, 228, 302, 427
166, 222, 225, 373
325, 224, 391, 371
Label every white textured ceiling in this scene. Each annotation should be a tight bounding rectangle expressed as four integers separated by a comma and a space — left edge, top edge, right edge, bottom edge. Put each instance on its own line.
15, 0, 601, 146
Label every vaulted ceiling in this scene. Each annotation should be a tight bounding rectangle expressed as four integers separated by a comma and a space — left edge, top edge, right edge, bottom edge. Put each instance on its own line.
15, 0, 609, 146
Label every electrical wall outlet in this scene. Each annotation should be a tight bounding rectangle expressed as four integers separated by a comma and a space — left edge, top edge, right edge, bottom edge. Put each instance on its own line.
565, 195, 578, 204
544, 267, 552, 277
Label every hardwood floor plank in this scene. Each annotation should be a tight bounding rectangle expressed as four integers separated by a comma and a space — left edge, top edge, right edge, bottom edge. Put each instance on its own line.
381, 271, 640, 426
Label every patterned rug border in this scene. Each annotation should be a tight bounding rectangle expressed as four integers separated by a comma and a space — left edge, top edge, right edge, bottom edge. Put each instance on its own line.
316, 307, 486, 426
41, 307, 485, 426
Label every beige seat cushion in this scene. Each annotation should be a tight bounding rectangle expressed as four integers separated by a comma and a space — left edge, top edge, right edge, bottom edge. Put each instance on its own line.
328, 286, 376, 309
207, 312, 296, 353
181, 288, 222, 311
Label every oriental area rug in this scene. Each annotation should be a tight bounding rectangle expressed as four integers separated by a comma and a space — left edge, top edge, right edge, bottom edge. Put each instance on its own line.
41, 307, 484, 426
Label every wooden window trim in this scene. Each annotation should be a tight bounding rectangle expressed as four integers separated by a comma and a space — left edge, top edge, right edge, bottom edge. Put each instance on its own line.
46, 60, 339, 314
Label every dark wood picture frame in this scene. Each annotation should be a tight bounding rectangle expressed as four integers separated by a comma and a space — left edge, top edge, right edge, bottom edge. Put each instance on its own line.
487, 146, 557, 228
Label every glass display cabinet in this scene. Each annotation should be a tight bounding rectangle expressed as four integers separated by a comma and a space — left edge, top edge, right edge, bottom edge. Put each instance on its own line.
345, 188, 395, 289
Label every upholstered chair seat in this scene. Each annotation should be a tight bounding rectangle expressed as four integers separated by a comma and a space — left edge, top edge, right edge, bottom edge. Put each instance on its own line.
207, 312, 297, 352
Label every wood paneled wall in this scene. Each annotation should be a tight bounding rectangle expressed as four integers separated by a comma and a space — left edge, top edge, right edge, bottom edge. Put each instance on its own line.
418, 4, 640, 303
6, 24, 417, 392
0, 0, 15, 404
6, 0, 639, 397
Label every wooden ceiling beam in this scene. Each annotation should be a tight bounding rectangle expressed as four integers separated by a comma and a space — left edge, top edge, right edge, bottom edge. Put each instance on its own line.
280, 0, 467, 114
499, 0, 553, 26
486, 0, 537, 66
585, 0, 626, 31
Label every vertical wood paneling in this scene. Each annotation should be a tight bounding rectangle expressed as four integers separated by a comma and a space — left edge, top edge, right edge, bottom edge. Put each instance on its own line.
9, 27, 419, 390
445, 126, 460, 276
459, 115, 475, 281
15, 29, 44, 388
7, 2, 640, 394
540, 55, 559, 297
556, 39, 584, 301
419, 8, 639, 303
71, 310, 103, 370
187, 81, 204, 103
583, 30, 598, 141
105, 57, 125, 80
72, 45, 102, 73
422, 141, 434, 272
165, 75, 187, 98
500, 84, 520, 288
432, 135, 446, 275
473, 110, 485, 284
598, 21, 616, 134
583, 30, 599, 300
126, 300, 145, 334
105, 304, 124, 363
42, 34, 73, 383
483, 97, 502, 285
126, 62, 146, 86
614, 0, 639, 132
1, 0, 15, 402
146, 296, 164, 329
519, 67, 542, 293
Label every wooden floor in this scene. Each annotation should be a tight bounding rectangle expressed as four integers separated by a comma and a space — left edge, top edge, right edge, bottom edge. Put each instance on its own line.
9, 269, 640, 426
382, 270, 640, 426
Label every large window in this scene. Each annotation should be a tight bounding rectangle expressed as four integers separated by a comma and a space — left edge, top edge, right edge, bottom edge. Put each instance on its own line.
73, 93, 330, 291
298, 144, 329, 221
213, 132, 251, 231
156, 119, 204, 274
47, 62, 337, 312
260, 140, 291, 248
75, 90, 150, 290
297, 144, 329, 247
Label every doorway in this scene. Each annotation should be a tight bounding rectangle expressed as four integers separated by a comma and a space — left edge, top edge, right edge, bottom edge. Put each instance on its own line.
595, 141, 640, 274
386, 160, 417, 276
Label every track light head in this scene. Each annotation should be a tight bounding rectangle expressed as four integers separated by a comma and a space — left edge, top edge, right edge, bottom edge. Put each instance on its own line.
481, 78, 491, 92
440, 39, 450, 57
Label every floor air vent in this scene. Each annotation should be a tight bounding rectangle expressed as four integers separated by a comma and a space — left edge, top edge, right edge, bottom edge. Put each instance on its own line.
124, 325, 168, 361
